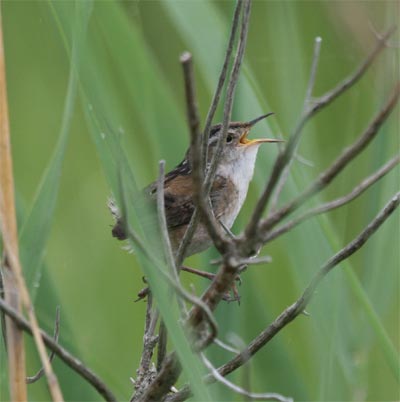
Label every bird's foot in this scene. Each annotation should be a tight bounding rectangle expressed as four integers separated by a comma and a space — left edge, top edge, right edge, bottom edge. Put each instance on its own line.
135, 286, 150, 302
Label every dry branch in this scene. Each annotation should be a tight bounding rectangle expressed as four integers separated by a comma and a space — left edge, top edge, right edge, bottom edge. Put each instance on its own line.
176, 0, 243, 263
244, 27, 396, 242
264, 155, 400, 243
256, 83, 400, 242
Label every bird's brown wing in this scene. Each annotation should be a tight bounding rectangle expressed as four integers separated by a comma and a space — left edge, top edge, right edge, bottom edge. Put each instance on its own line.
144, 174, 231, 229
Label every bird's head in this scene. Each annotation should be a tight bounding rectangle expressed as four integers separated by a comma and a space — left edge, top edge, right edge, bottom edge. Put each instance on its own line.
207, 113, 283, 171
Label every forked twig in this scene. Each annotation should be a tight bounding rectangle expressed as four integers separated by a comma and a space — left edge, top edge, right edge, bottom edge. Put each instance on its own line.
269, 36, 322, 211
256, 83, 400, 242
204, 0, 252, 194
264, 155, 400, 243
245, 27, 396, 242
176, 0, 243, 263
200, 353, 293, 402
179, 53, 228, 255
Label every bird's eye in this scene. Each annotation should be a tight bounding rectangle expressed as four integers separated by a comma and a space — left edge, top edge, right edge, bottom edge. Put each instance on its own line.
226, 134, 233, 143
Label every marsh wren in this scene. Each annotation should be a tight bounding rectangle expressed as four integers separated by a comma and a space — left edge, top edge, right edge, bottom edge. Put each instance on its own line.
110, 113, 281, 258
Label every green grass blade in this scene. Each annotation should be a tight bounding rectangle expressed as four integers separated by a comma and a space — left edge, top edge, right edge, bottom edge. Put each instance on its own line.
19, 0, 92, 300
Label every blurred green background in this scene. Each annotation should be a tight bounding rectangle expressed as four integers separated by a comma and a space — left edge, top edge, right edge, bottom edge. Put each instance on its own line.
0, 1, 399, 401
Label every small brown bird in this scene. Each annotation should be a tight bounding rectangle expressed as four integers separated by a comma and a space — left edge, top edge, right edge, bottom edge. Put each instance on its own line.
110, 113, 281, 258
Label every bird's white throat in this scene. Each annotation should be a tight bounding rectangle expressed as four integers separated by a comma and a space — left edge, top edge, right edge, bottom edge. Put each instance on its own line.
216, 145, 260, 228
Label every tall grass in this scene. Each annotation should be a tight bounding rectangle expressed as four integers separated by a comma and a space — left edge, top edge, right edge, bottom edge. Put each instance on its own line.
0, 1, 398, 401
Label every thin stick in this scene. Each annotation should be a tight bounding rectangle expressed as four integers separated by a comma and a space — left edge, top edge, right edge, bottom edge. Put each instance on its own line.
245, 28, 396, 242
200, 353, 293, 402
213, 338, 240, 354
269, 36, 322, 212
181, 0, 253, 259
180, 56, 229, 254
176, 0, 243, 264
204, 0, 252, 193
258, 83, 400, 239
0, 297, 117, 402
201, 0, 243, 167
264, 155, 400, 243
26, 306, 61, 384
311, 27, 396, 115
180, 52, 202, 171
304, 37, 322, 107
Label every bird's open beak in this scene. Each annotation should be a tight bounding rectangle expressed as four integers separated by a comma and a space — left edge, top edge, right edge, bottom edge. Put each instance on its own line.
239, 113, 284, 146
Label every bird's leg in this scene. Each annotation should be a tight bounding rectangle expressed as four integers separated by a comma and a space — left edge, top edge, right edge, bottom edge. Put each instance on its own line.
218, 219, 238, 240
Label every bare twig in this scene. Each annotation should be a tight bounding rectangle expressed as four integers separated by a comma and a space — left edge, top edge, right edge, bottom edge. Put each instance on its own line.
213, 338, 240, 354
182, 56, 229, 255
186, 0, 253, 334
244, 28, 396, 242
201, 0, 243, 167
264, 155, 400, 243
181, 0, 253, 257
177, 51, 227, 264
181, 266, 215, 280
311, 27, 396, 114
26, 306, 61, 384
369, 22, 399, 49
176, 0, 243, 265
0, 297, 117, 402
256, 83, 400, 241
200, 353, 293, 402
204, 0, 252, 193
269, 36, 322, 211
180, 52, 201, 157
217, 192, 400, 378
